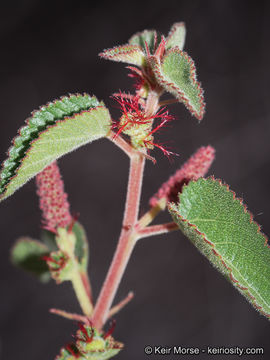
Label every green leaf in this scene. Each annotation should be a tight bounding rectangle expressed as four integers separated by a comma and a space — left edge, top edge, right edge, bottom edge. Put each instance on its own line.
149, 48, 205, 120
166, 22, 186, 50
73, 221, 89, 271
40, 229, 58, 251
11, 237, 50, 282
99, 44, 145, 66
129, 29, 162, 55
169, 177, 270, 319
0, 94, 111, 201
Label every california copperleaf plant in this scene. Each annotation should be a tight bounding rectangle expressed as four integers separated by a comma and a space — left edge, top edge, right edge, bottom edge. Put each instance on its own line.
1, 22, 269, 359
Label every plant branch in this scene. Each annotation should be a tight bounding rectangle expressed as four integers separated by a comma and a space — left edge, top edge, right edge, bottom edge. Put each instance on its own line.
50, 308, 87, 323
107, 131, 134, 157
71, 269, 93, 317
108, 130, 156, 163
92, 152, 145, 330
137, 222, 178, 239
80, 271, 93, 304
136, 198, 167, 229
92, 90, 161, 330
106, 291, 134, 320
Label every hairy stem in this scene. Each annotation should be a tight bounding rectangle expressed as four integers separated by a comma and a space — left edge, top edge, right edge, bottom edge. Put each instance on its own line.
107, 291, 134, 320
71, 270, 93, 317
92, 153, 145, 330
80, 271, 93, 304
137, 198, 167, 229
50, 308, 88, 323
137, 222, 178, 239
107, 131, 134, 157
92, 90, 161, 330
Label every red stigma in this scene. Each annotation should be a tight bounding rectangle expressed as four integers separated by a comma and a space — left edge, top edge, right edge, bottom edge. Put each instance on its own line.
103, 319, 116, 339
112, 92, 175, 158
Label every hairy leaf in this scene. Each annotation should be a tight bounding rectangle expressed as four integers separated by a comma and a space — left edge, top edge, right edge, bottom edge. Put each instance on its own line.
0, 94, 111, 201
129, 29, 162, 55
169, 177, 270, 319
11, 237, 50, 282
99, 44, 145, 66
166, 22, 186, 50
149, 48, 205, 120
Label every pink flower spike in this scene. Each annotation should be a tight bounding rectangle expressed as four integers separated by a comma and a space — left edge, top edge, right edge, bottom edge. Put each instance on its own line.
149, 146, 215, 207
36, 161, 72, 231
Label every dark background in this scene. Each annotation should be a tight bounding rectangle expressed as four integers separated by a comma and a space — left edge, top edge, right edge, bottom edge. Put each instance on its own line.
0, 0, 270, 359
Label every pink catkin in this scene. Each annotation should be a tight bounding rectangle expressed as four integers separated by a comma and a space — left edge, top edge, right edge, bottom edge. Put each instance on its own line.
149, 146, 216, 206
36, 161, 72, 231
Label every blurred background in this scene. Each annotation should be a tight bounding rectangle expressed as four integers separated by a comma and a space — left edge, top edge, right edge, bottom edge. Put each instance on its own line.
0, 0, 270, 359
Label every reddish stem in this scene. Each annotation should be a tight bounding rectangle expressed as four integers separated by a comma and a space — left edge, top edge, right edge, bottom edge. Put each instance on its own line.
50, 308, 88, 323
107, 291, 134, 320
92, 153, 145, 330
107, 131, 134, 157
137, 222, 178, 239
80, 271, 93, 304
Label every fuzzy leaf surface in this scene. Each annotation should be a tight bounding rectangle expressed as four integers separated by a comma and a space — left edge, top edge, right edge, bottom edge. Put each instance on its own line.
0, 94, 111, 201
149, 48, 205, 120
129, 29, 161, 54
11, 237, 50, 282
166, 22, 186, 50
99, 44, 145, 66
169, 178, 270, 319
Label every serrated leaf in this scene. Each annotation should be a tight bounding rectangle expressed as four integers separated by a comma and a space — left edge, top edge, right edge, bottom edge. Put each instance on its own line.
0, 94, 111, 201
99, 44, 145, 66
73, 221, 89, 271
149, 48, 205, 120
166, 22, 186, 50
169, 177, 270, 319
129, 29, 162, 55
11, 237, 50, 282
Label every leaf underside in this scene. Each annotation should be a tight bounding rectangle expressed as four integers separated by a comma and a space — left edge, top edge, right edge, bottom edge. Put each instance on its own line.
0, 94, 111, 201
169, 177, 270, 319
11, 237, 50, 282
99, 44, 145, 66
166, 22, 186, 50
149, 48, 205, 120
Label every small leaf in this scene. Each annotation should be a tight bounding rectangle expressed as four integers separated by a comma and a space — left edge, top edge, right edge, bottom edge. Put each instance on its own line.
166, 22, 186, 50
11, 237, 50, 282
99, 44, 145, 66
40, 229, 58, 251
0, 94, 111, 201
73, 221, 89, 271
129, 29, 162, 55
169, 177, 270, 319
149, 48, 205, 120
